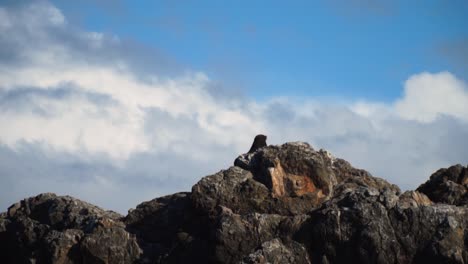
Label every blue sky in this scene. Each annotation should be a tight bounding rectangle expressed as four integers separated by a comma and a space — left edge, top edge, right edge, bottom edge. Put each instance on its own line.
0, 1, 467, 213
53, 0, 468, 100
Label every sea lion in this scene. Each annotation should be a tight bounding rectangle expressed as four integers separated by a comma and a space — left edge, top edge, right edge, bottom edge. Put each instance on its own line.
248, 134, 267, 153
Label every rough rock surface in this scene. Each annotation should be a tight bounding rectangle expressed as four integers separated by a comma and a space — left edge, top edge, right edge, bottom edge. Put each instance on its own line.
0, 193, 141, 264
1, 141, 467, 263
417, 164, 468, 206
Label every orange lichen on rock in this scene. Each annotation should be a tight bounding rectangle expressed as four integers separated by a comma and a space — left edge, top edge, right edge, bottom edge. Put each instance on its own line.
267, 159, 321, 198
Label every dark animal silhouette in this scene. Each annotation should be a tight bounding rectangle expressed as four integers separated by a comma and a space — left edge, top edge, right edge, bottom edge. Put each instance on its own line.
248, 134, 267, 153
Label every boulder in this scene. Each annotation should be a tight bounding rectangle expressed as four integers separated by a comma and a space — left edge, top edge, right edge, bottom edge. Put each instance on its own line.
417, 164, 468, 206
241, 238, 310, 264
1, 141, 467, 263
0, 193, 140, 264
124, 192, 210, 263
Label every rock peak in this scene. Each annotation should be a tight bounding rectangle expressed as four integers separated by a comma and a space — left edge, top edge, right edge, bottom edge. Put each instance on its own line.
1, 141, 467, 263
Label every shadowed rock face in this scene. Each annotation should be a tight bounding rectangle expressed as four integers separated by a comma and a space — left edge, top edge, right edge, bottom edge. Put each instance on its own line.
0, 141, 467, 264
0, 193, 141, 264
417, 164, 468, 206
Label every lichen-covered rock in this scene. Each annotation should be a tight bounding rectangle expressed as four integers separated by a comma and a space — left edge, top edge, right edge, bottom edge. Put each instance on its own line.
1, 141, 467, 264
241, 238, 310, 264
124, 192, 209, 263
212, 209, 309, 263
0, 193, 141, 264
298, 185, 468, 263
396, 191, 432, 209
297, 187, 401, 264
234, 142, 399, 210
417, 164, 468, 206
235, 142, 339, 202
191, 142, 406, 263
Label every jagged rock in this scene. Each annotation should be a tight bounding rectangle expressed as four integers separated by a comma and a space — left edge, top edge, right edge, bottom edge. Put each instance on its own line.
417, 164, 468, 206
396, 191, 432, 209
297, 185, 468, 263
234, 142, 399, 205
124, 192, 209, 263
212, 210, 310, 263
241, 238, 310, 264
1, 141, 467, 263
296, 186, 400, 263
0, 193, 141, 264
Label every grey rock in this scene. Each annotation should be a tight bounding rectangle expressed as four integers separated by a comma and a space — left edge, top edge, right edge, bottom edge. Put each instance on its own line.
241, 238, 310, 264
0, 193, 140, 264
1, 141, 467, 263
417, 164, 468, 206
124, 192, 209, 263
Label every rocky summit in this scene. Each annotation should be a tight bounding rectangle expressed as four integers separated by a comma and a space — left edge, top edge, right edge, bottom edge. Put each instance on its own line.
1, 141, 467, 264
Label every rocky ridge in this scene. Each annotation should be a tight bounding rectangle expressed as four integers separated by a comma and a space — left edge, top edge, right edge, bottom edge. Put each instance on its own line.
0, 141, 467, 263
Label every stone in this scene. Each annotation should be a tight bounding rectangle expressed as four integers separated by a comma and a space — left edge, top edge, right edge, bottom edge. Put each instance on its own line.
0, 193, 140, 264
1, 141, 467, 263
417, 164, 468, 206
241, 238, 310, 264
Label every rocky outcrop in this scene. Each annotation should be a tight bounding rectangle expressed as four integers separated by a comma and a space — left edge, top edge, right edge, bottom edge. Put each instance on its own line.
298, 187, 467, 263
0, 193, 141, 264
417, 164, 468, 206
124, 192, 210, 263
0, 141, 467, 263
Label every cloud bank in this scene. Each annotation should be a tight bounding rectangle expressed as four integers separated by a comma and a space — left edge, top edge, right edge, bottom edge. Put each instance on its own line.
1, 1, 467, 213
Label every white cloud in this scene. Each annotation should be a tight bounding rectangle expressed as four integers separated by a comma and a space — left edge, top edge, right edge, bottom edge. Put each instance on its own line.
0, 2, 262, 160
395, 71, 468, 122
0, 1, 65, 38
0, 1, 467, 213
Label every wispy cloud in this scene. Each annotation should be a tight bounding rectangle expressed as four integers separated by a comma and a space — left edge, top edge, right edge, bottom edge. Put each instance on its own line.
0, 1, 467, 213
